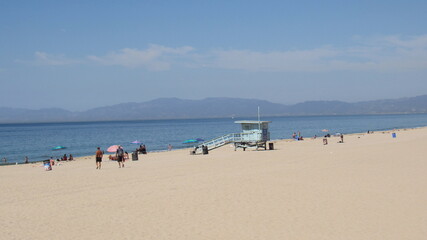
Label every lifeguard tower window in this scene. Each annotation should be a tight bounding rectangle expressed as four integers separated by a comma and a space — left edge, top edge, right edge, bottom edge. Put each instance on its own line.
237, 121, 270, 132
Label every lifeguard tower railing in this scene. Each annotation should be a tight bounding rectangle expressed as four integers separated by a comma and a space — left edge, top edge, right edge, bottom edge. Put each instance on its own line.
195, 131, 267, 152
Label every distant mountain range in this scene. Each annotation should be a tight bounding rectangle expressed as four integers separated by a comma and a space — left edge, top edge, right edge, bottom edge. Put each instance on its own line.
1, 95, 427, 123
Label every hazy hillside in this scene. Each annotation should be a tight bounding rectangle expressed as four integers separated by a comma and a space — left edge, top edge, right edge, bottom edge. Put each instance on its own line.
78, 98, 290, 121
0, 107, 74, 123
1, 95, 427, 123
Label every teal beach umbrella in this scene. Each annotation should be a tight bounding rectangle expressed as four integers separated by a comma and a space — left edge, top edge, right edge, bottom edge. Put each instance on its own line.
183, 139, 198, 144
52, 146, 66, 150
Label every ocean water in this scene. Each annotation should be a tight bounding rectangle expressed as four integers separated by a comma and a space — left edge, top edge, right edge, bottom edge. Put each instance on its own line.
1, 114, 427, 164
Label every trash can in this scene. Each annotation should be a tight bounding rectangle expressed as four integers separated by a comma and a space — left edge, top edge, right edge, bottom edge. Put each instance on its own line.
392, 133, 397, 138
43, 160, 52, 171
132, 152, 138, 161
269, 142, 274, 150
202, 146, 209, 155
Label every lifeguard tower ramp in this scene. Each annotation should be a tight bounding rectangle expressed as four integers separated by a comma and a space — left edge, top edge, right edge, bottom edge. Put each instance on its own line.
195, 121, 271, 153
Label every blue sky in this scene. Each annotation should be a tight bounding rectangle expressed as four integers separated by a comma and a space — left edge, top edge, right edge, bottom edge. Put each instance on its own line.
1, 0, 427, 111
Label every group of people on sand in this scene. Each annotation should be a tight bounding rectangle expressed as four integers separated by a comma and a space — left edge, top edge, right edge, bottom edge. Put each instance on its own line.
43, 154, 75, 169
96, 145, 133, 169
94, 143, 180, 169
58, 154, 73, 161
108, 151, 129, 161
136, 144, 147, 154
2, 153, 75, 167
323, 133, 344, 145
291, 131, 344, 145
292, 132, 304, 141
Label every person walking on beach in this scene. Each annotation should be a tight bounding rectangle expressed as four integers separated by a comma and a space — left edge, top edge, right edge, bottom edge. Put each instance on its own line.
24, 156, 29, 164
96, 147, 103, 169
116, 145, 125, 168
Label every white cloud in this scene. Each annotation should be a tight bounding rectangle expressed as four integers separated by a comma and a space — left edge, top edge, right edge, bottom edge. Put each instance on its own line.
26, 35, 427, 72
203, 35, 427, 72
87, 44, 194, 70
206, 48, 341, 72
33, 52, 80, 66
378, 35, 427, 49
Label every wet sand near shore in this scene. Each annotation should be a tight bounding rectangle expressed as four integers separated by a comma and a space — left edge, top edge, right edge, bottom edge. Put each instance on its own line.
1, 128, 427, 239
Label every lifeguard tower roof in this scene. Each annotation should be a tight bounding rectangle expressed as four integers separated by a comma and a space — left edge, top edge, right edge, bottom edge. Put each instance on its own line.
234, 120, 271, 124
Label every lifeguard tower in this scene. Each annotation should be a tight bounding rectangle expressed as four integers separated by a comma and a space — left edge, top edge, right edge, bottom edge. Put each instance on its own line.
195, 120, 271, 153
233, 120, 271, 150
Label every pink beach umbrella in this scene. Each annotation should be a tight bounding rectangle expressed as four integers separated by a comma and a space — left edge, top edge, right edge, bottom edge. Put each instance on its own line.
107, 145, 119, 153
321, 129, 329, 132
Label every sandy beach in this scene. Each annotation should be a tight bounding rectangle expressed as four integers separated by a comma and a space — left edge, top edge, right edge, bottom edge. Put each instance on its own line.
1, 128, 427, 239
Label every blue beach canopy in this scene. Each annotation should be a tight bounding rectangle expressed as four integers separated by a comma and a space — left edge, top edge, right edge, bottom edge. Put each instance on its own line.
182, 139, 198, 144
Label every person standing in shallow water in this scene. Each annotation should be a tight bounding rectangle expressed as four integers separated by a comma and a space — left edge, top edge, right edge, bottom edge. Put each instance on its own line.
96, 147, 103, 169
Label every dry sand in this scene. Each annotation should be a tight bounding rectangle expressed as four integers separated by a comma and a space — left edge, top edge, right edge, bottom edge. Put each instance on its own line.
1, 128, 427, 239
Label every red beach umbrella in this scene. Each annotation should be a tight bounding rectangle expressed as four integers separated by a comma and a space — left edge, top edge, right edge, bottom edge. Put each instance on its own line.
107, 145, 119, 153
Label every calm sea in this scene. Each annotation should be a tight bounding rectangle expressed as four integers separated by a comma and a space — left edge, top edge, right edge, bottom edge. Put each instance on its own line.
1, 114, 427, 164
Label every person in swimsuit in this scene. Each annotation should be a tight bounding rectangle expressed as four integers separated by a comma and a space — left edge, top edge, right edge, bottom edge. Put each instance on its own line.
116, 145, 124, 168
96, 147, 103, 169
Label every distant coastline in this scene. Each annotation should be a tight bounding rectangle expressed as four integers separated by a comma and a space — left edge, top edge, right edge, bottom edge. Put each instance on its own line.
1, 95, 427, 124
1, 112, 427, 125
